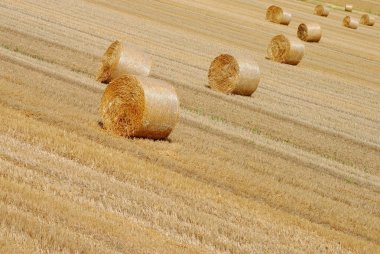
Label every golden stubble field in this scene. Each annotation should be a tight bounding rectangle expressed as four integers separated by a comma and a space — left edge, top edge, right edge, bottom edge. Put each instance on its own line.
0, 0, 379, 253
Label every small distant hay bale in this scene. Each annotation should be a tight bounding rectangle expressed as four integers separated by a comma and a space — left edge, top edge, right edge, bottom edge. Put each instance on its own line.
343, 16, 359, 29
345, 4, 353, 12
267, 35, 305, 65
266, 5, 292, 25
208, 54, 260, 96
297, 23, 322, 42
314, 5, 329, 17
100, 75, 179, 139
96, 40, 152, 83
360, 14, 376, 26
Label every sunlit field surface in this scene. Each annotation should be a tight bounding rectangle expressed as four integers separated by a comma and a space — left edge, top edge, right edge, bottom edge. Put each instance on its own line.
0, 0, 379, 253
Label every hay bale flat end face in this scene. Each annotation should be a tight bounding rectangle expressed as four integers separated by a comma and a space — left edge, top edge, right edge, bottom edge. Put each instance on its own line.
96, 40, 123, 83
267, 35, 305, 65
343, 16, 359, 29
100, 75, 179, 139
360, 14, 376, 26
266, 5, 291, 25
208, 54, 260, 96
314, 5, 329, 17
297, 23, 322, 42
96, 40, 152, 83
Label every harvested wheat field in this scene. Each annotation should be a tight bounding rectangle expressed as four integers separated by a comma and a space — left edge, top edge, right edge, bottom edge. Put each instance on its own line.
0, 0, 379, 253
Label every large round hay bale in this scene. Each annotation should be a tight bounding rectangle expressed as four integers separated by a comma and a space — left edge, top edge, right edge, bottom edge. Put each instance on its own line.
360, 14, 376, 26
267, 35, 305, 65
297, 23, 322, 42
266, 5, 292, 25
208, 54, 260, 96
100, 75, 179, 139
343, 16, 359, 29
345, 4, 353, 12
96, 40, 152, 83
314, 5, 329, 17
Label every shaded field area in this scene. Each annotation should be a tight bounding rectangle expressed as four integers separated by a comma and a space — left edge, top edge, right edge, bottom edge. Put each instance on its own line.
0, 0, 379, 253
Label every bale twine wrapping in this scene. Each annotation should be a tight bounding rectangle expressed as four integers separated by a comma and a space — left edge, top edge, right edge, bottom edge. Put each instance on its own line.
267, 35, 305, 65
314, 5, 329, 17
208, 54, 260, 96
266, 5, 292, 25
343, 16, 359, 29
360, 14, 376, 26
297, 23, 322, 42
96, 40, 152, 83
345, 4, 353, 12
100, 75, 179, 139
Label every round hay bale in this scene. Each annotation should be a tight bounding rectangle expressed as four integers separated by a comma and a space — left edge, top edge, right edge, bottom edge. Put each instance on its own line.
100, 75, 179, 139
266, 5, 292, 25
267, 35, 305, 65
314, 5, 329, 17
208, 54, 260, 96
345, 4, 353, 12
297, 23, 322, 42
343, 16, 359, 29
360, 14, 376, 26
96, 40, 152, 83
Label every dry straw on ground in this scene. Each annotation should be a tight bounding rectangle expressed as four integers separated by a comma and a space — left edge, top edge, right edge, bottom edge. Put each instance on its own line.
267, 35, 305, 65
345, 4, 353, 12
208, 54, 260, 96
360, 14, 376, 26
100, 75, 179, 139
96, 40, 152, 83
343, 16, 359, 29
266, 5, 292, 25
297, 23, 322, 42
314, 5, 329, 17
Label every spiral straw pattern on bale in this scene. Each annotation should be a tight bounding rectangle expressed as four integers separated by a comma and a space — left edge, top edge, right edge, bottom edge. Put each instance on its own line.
343, 16, 359, 29
208, 54, 260, 96
100, 75, 179, 139
267, 35, 305, 65
360, 14, 376, 26
96, 40, 152, 83
266, 5, 292, 25
297, 23, 322, 42
314, 5, 329, 17
345, 4, 353, 12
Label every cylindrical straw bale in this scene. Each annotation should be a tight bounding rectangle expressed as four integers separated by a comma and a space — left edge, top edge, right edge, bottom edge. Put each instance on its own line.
100, 75, 179, 139
208, 54, 260, 96
297, 23, 322, 42
343, 16, 359, 29
345, 4, 353, 12
360, 14, 376, 26
266, 5, 292, 25
314, 5, 329, 17
267, 35, 305, 65
96, 40, 152, 83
